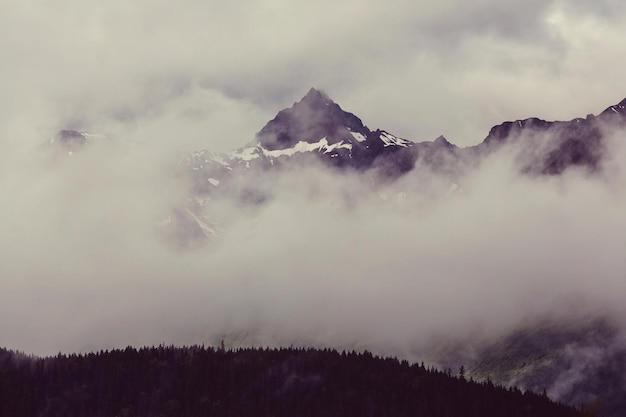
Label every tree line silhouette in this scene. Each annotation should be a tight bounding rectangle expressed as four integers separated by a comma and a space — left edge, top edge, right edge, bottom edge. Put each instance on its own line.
0, 345, 584, 417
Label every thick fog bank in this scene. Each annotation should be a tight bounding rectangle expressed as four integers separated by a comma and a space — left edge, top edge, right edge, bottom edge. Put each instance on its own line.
0, 127, 624, 358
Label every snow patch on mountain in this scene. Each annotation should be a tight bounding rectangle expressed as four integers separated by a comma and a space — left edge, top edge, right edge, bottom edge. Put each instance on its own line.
349, 131, 367, 142
378, 131, 411, 147
185, 208, 218, 237
264, 138, 352, 157
223, 137, 353, 163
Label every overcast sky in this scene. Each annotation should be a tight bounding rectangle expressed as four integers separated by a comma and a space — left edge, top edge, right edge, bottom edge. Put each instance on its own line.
2, 0, 626, 151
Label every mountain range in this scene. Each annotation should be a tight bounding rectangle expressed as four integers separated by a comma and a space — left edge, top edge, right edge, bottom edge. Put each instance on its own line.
55, 88, 626, 214
163, 88, 624, 244
181, 87, 625, 177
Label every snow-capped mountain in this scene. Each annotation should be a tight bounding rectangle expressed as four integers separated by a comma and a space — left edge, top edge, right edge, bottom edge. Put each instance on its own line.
178, 88, 624, 216
182, 88, 626, 190
180, 88, 418, 175
51, 88, 626, 247
52, 89, 626, 179
179, 88, 460, 199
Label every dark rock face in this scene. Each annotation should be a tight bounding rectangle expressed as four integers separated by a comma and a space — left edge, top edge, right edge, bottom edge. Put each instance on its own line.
597, 97, 626, 122
476, 100, 626, 175
482, 118, 552, 146
256, 88, 370, 151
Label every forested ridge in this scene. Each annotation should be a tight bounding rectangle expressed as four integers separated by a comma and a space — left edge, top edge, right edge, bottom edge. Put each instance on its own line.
0, 346, 584, 417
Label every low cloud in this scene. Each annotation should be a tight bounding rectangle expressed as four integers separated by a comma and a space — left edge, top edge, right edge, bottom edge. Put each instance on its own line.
1, 120, 624, 359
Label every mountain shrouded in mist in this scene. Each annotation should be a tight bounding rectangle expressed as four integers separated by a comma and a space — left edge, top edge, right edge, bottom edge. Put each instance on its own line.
4, 89, 626, 416
256, 88, 370, 151
182, 87, 625, 189
175, 88, 626, 249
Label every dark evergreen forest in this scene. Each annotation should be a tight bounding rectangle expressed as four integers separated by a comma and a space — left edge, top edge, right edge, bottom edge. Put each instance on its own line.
0, 346, 585, 417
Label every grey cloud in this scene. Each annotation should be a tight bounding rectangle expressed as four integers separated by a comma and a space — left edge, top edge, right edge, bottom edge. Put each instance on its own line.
1, 129, 625, 357
411, 0, 553, 45
3, 0, 626, 148
1, 0, 626, 361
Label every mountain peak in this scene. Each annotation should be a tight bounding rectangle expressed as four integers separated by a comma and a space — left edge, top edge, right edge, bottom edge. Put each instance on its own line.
255, 88, 369, 151
598, 97, 626, 121
300, 87, 332, 106
433, 135, 454, 147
